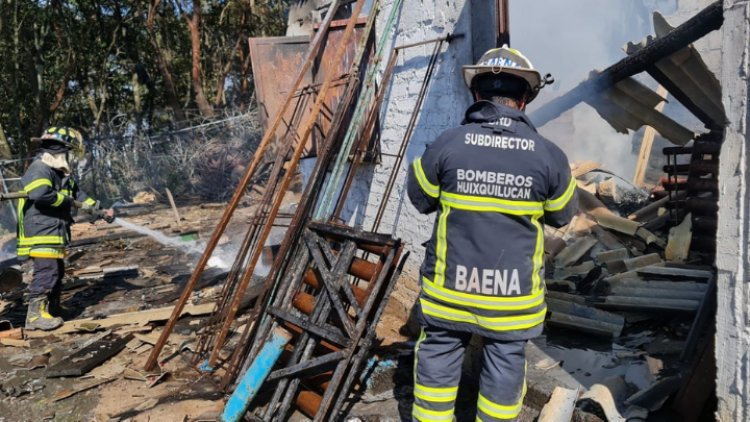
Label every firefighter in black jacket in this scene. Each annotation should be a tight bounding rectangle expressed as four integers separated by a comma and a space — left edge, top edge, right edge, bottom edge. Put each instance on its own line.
407, 47, 577, 421
18, 127, 114, 331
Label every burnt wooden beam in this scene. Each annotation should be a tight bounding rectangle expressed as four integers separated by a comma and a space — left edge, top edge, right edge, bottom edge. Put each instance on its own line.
529, 1, 723, 127
46, 333, 133, 378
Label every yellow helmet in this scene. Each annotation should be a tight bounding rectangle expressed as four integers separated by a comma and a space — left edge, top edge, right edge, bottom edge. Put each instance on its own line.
32, 126, 86, 159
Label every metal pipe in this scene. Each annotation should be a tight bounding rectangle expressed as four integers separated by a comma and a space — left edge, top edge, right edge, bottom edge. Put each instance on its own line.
496, 0, 510, 47
395, 32, 464, 50
144, 0, 345, 372
220, 328, 292, 422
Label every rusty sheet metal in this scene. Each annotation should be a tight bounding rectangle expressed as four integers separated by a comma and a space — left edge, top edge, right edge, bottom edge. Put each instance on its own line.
249, 36, 313, 147
586, 77, 695, 145
250, 19, 372, 157
625, 11, 725, 130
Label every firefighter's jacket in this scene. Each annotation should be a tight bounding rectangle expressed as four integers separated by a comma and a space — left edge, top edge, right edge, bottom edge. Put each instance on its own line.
17, 156, 97, 259
407, 100, 577, 341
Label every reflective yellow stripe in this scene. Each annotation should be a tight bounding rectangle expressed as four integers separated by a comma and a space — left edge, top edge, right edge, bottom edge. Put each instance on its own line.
17, 247, 30, 257
531, 215, 544, 293
413, 404, 453, 421
23, 178, 53, 192
420, 298, 546, 332
18, 235, 64, 246
440, 192, 543, 216
434, 203, 450, 286
51, 193, 65, 207
60, 189, 71, 196
422, 277, 544, 310
544, 175, 576, 212
413, 158, 439, 198
477, 394, 523, 419
29, 247, 65, 259
84, 197, 97, 206
414, 384, 458, 403
413, 328, 426, 375
17, 198, 25, 239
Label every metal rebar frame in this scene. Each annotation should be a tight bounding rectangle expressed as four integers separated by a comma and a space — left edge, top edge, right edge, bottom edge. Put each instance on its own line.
144, 0, 350, 371
370, 37, 445, 231
331, 33, 462, 222
245, 221, 404, 421
214, 1, 384, 388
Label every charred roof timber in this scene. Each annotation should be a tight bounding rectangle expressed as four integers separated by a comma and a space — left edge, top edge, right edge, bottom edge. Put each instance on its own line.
529, 0, 724, 128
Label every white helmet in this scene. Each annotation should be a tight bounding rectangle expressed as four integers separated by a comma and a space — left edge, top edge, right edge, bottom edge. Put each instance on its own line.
462, 46, 543, 102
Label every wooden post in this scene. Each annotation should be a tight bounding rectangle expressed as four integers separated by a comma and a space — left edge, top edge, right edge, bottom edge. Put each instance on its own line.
633, 85, 669, 187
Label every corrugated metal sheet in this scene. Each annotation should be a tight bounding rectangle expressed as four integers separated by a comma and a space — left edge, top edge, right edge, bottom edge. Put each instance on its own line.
586, 77, 695, 146
625, 11, 725, 130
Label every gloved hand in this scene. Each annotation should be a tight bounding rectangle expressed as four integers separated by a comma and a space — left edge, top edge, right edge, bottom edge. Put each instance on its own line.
100, 208, 115, 224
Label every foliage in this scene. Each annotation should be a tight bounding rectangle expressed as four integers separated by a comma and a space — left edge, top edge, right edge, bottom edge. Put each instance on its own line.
0, 0, 288, 157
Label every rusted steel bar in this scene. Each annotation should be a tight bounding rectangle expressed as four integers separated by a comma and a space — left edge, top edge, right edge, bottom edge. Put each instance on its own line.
662, 161, 719, 175
219, 1, 379, 388
496, 0, 510, 47
144, 0, 345, 372
281, 321, 341, 353
529, 1, 723, 127
395, 32, 464, 50
331, 50, 400, 220
372, 39, 444, 231
205, 0, 368, 370
665, 198, 719, 214
662, 179, 718, 193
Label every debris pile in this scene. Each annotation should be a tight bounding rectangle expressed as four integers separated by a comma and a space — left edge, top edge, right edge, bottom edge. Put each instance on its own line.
538, 160, 717, 420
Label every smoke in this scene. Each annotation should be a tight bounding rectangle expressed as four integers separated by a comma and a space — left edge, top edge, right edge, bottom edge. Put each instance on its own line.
510, 0, 679, 180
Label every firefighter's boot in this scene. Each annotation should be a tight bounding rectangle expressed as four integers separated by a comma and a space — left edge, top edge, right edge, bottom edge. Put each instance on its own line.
25, 297, 63, 331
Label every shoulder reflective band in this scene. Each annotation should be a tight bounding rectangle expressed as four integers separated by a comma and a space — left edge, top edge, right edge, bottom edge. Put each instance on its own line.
23, 178, 53, 193
440, 192, 543, 216
420, 298, 546, 332
84, 197, 97, 206
421, 277, 544, 310
413, 157, 439, 198
544, 175, 576, 212
52, 193, 65, 207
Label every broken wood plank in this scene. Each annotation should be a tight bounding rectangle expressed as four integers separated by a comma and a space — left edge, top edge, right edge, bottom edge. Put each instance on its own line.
635, 266, 713, 280
572, 161, 601, 178
555, 237, 599, 267
47, 334, 133, 378
52, 377, 117, 402
0, 338, 30, 347
632, 85, 669, 188
665, 213, 692, 262
28, 302, 216, 336
538, 386, 580, 422
0, 327, 23, 339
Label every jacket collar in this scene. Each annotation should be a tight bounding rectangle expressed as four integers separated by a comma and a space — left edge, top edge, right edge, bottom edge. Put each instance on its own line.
462, 100, 537, 132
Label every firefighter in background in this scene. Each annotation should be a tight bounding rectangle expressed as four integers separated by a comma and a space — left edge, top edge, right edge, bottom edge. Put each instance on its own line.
19, 127, 114, 331
407, 47, 577, 421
